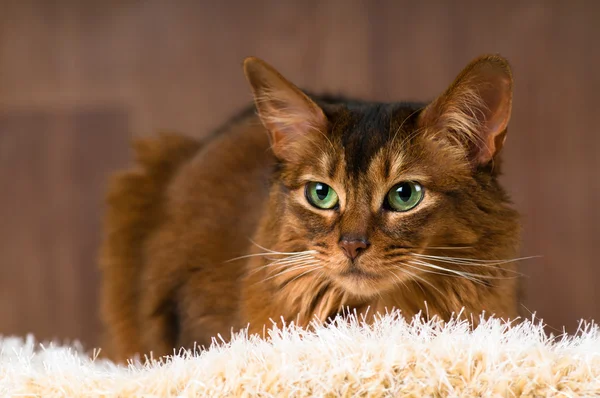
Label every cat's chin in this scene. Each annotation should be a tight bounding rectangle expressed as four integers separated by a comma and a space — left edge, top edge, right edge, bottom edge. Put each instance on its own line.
332, 269, 390, 298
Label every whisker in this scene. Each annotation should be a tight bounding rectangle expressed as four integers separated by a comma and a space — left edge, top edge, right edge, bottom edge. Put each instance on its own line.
391, 245, 473, 251
398, 264, 439, 296
225, 251, 316, 263
247, 258, 319, 276
386, 269, 403, 287
282, 266, 323, 285
383, 246, 473, 256
249, 257, 317, 274
404, 262, 507, 290
248, 239, 281, 254
415, 253, 540, 265
248, 239, 315, 256
262, 255, 318, 267
420, 246, 473, 250
387, 269, 412, 293
408, 260, 506, 286
398, 265, 445, 296
410, 259, 488, 279
412, 254, 537, 275
270, 259, 320, 270
258, 267, 319, 285
402, 262, 466, 279
395, 116, 425, 147
261, 262, 321, 282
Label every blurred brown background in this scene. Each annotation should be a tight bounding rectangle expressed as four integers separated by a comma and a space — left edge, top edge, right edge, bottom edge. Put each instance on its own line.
0, 0, 598, 349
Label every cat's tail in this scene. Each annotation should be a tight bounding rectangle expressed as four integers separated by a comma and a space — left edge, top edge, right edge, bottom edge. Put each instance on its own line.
98, 132, 201, 362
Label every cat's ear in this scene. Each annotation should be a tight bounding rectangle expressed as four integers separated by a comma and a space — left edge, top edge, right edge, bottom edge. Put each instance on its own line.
419, 54, 513, 166
243, 57, 327, 160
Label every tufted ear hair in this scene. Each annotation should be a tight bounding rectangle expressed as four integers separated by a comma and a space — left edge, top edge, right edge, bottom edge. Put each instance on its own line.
243, 57, 328, 162
419, 54, 514, 166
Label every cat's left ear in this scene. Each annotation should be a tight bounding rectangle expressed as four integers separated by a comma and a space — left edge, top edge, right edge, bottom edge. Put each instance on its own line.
243, 57, 328, 161
419, 54, 513, 166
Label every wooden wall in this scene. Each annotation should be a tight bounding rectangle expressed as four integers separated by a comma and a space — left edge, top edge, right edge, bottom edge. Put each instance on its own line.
0, 0, 598, 348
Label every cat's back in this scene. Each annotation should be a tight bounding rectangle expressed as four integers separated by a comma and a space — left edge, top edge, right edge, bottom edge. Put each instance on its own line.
99, 110, 273, 361
163, 111, 275, 261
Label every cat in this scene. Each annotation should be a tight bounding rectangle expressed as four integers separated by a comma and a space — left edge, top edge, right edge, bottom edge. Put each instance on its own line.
99, 54, 522, 362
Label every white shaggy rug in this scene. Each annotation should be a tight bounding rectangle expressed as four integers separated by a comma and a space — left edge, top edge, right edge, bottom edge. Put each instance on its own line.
1, 312, 599, 397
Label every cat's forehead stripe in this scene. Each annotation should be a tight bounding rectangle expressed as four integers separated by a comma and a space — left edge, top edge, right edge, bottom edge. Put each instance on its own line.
332, 103, 420, 179
341, 104, 394, 178
367, 146, 405, 187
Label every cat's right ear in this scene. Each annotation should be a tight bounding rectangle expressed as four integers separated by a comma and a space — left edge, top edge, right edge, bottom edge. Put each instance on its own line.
243, 57, 328, 161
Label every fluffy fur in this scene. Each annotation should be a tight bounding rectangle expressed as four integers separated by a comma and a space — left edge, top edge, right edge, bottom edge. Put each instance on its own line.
2, 314, 600, 396
99, 54, 523, 362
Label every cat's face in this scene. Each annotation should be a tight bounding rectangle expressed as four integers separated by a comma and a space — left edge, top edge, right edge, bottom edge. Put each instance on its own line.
275, 104, 487, 296
244, 55, 519, 298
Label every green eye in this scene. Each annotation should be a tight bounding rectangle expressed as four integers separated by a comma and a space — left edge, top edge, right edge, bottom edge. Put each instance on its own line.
385, 182, 424, 212
305, 182, 339, 209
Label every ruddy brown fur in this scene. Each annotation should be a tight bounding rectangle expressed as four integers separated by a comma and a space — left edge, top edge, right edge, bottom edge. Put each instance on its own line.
99, 55, 522, 362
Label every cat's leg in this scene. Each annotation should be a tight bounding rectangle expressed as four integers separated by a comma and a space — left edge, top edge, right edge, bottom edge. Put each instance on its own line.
137, 226, 189, 359
175, 268, 243, 352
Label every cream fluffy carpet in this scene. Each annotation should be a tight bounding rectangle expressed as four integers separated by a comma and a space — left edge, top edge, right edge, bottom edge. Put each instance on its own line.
1, 312, 599, 397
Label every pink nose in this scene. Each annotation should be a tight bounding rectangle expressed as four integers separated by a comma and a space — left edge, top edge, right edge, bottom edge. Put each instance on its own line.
338, 238, 370, 260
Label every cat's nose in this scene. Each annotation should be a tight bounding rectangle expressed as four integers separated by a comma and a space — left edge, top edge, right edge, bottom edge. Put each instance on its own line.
338, 238, 370, 260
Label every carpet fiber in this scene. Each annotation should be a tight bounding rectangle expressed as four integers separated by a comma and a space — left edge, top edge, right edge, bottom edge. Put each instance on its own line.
1, 312, 599, 397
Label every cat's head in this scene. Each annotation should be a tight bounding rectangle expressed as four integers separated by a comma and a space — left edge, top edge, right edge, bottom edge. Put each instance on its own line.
243, 55, 519, 298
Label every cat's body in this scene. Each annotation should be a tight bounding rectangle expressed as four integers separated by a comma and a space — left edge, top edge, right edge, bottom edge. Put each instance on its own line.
100, 56, 521, 362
